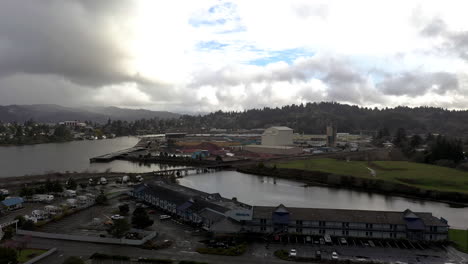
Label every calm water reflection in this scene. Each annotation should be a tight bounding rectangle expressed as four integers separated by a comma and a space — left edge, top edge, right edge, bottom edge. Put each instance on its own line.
178, 170, 468, 229
0, 137, 181, 177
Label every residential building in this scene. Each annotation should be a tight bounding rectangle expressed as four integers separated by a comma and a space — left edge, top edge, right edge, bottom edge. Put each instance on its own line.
249, 205, 448, 241
131, 183, 448, 241
131, 181, 252, 232
1, 197, 24, 211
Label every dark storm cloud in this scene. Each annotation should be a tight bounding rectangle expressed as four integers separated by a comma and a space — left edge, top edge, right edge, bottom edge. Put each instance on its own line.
378, 71, 459, 96
0, 0, 138, 86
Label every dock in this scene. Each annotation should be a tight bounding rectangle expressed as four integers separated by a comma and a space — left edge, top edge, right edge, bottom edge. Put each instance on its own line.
90, 147, 147, 162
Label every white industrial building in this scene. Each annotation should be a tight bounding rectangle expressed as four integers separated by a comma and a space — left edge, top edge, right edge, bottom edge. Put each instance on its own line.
261, 127, 293, 146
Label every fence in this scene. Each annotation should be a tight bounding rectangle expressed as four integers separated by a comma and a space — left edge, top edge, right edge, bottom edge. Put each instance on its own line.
17, 229, 157, 246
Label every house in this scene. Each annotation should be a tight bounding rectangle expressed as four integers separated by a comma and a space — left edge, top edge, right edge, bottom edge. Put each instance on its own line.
1, 197, 24, 211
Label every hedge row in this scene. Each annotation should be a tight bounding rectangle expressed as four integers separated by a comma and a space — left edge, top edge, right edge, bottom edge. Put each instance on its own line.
196, 243, 247, 256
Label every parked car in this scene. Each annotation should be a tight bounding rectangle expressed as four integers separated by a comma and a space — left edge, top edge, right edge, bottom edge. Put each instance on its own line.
111, 214, 124, 220
159, 215, 171, 220
340, 237, 347, 245
289, 249, 297, 257
332, 251, 339, 260
319, 238, 325, 245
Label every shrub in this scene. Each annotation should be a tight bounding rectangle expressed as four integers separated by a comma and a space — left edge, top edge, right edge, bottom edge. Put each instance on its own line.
137, 257, 173, 263
90, 253, 130, 260
0, 247, 18, 264
196, 243, 247, 256
274, 249, 289, 260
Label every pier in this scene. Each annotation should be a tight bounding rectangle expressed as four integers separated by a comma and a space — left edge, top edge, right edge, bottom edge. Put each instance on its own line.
89, 147, 147, 162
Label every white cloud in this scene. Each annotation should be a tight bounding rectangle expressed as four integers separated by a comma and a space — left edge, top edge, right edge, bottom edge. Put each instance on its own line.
2, 0, 468, 112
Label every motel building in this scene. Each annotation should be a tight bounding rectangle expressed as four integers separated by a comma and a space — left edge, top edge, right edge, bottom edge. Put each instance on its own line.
132, 182, 448, 241
249, 205, 448, 241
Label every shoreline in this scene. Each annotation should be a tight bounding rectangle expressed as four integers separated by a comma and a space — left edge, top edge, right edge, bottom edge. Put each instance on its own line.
236, 166, 468, 207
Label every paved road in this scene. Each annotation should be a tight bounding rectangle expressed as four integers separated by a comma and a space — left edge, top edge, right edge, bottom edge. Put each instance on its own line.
29, 237, 289, 264
23, 236, 468, 264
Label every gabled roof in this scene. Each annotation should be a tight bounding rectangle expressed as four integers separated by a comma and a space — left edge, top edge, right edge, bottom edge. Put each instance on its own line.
403, 209, 419, 219
253, 206, 448, 226
2, 197, 24, 207
274, 204, 289, 214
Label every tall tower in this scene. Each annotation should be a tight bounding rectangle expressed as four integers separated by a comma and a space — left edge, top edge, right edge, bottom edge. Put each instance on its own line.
326, 124, 337, 147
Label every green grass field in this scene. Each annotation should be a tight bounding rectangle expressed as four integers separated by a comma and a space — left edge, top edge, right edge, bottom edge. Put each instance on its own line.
276, 158, 468, 193
17, 249, 47, 263
449, 229, 468, 253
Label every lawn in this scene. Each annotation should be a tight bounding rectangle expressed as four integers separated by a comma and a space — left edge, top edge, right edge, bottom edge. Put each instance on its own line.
17, 249, 47, 263
275, 158, 468, 193
449, 229, 468, 253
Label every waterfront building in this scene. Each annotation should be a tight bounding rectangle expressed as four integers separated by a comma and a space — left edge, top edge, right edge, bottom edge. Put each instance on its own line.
250, 204, 448, 241
131, 181, 252, 233
131, 182, 449, 241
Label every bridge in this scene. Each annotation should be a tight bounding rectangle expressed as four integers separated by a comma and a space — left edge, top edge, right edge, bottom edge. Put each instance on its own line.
150, 164, 229, 177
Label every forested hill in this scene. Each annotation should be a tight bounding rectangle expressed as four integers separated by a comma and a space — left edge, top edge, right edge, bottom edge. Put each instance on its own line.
179, 102, 468, 136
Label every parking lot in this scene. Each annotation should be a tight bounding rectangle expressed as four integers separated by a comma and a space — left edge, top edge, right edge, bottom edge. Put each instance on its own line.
248, 234, 467, 263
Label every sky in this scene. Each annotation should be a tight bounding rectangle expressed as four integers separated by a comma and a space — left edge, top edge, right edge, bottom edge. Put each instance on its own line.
1, 0, 468, 113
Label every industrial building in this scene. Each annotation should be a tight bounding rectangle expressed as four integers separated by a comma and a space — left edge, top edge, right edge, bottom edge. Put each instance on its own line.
245, 126, 302, 155
131, 183, 448, 241
261, 126, 294, 146
326, 125, 337, 147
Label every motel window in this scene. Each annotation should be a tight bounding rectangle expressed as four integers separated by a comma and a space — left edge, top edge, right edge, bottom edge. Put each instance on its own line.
342, 222, 349, 228
342, 230, 349, 235
296, 228, 302, 233
260, 219, 267, 224
261, 226, 266, 231
296, 220, 303, 225
319, 221, 325, 227
320, 229, 325, 234
366, 223, 373, 229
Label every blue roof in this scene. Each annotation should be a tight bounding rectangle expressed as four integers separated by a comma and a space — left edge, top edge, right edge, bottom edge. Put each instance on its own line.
2, 197, 24, 207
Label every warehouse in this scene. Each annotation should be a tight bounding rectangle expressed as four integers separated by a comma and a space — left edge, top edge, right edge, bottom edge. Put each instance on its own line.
261, 126, 294, 146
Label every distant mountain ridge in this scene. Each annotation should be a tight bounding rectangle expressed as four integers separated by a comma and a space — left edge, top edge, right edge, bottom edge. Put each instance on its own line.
0, 104, 180, 123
